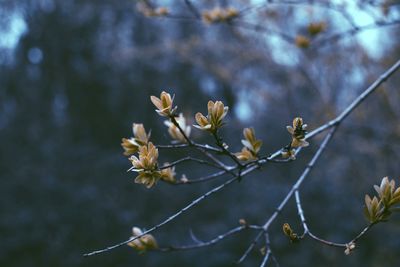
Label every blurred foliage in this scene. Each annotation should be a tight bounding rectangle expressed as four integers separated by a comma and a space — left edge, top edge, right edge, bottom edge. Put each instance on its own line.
0, 0, 400, 266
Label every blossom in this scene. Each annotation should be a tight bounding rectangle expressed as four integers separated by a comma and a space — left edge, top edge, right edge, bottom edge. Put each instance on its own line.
363, 177, 400, 223
164, 113, 191, 143
160, 165, 176, 184
134, 171, 161, 189
235, 127, 262, 161
121, 123, 150, 156
130, 142, 158, 171
236, 147, 257, 161
150, 91, 177, 117
129, 142, 161, 188
373, 176, 400, 207
127, 227, 158, 252
194, 100, 228, 132
121, 138, 138, 156
286, 117, 309, 148
241, 128, 262, 154
364, 194, 381, 223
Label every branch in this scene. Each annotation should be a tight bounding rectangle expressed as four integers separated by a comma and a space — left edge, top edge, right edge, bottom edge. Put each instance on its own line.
85, 60, 400, 258
212, 131, 243, 167
83, 175, 239, 257
159, 156, 224, 170
173, 169, 228, 185
306, 59, 400, 140
295, 190, 375, 249
259, 233, 271, 267
158, 224, 261, 251
183, 0, 201, 20
238, 126, 338, 263
264, 126, 337, 228
169, 115, 236, 172
84, 162, 263, 257
313, 20, 400, 47
228, 20, 295, 44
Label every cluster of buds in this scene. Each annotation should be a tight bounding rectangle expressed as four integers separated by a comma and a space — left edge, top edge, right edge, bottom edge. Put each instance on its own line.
235, 128, 263, 161
164, 113, 191, 143
129, 142, 161, 188
127, 142, 177, 188
364, 176, 400, 223
282, 223, 299, 243
194, 101, 228, 133
307, 21, 326, 36
282, 117, 309, 159
121, 91, 184, 188
121, 123, 150, 156
127, 227, 158, 252
202, 7, 239, 24
136, 2, 169, 17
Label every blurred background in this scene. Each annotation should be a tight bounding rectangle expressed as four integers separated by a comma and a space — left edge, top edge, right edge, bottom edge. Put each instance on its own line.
1, 0, 400, 266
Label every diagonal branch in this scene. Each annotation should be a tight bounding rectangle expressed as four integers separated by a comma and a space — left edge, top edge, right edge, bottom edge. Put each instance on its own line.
306, 59, 400, 140
238, 126, 338, 263
183, 0, 201, 19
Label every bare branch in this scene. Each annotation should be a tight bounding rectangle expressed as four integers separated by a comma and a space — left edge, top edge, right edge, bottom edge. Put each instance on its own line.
212, 131, 243, 167
306, 59, 400, 140
295, 190, 375, 249
183, 0, 201, 20
158, 224, 262, 252
84, 175, 240, 256
314, 20, 400, 47
259, 233, 272, 267
237, 230, 264, 264
173, 169, 229, 185
239, 126, 337, 263
159, 156, 224, 170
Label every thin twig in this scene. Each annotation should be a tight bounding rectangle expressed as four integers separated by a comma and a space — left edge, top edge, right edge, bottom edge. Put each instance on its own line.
169, 115, 235, 172
158, 224, 262, 251
212, 131, 243, 167
84, 163, 262, 257
83, 176, 239, 257
157, 141, 223, 153
229, 20, 295, 43
306, 59, 400, 140
237, 230, 264, 264
313, 20, 400, 47
159, 156, 223, 170
183, 0, 201, 20
173, 169, 229, 185
295, 190, 309, 236
239, 127, 337, 263
259, 233, 272, 267
263, 127, 337, 231
295, 190, 375, 248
